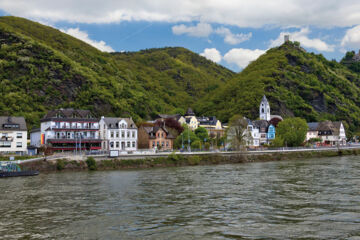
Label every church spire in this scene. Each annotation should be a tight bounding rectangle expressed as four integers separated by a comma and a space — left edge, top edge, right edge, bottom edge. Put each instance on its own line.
259, 95, 271, 121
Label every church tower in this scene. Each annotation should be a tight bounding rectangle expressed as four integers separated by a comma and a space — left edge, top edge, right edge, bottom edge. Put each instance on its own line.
259, 95, 270, 121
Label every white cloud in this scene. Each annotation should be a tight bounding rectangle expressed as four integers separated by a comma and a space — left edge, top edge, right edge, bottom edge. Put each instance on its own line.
200, 48, 222, 63
269, 28, 335, 52
223, 48, 266, 69
172, 22, 213, 37
60, 28, 114, 52
2, 0, 360, 28
215, 27, 252, 45
341, 25, 360, 49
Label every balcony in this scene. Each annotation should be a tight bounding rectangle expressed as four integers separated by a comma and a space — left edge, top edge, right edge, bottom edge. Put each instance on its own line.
52, 125, 99, 130
0, 136, 13, 142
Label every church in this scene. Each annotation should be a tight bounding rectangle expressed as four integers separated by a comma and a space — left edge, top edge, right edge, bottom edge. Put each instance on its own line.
246, 95, 283, 147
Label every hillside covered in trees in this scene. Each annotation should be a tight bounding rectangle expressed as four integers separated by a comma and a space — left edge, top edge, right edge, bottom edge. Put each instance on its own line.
1, 16, 360, 137
196, 42, 360, 136
0, 16, 234, 128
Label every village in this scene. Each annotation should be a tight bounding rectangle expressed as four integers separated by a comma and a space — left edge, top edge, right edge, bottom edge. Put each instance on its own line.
0, 95, 349, 157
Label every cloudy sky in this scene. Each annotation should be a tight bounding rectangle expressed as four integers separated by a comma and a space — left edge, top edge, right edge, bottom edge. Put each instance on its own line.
1, 0, 360, 71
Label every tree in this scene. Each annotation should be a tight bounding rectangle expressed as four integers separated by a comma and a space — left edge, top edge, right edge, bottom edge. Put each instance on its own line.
155, 118, 184, 135
226, 115, 250, 151
174, 126, 200, 149
195, 127, 209, 142
276, 117, 308, 147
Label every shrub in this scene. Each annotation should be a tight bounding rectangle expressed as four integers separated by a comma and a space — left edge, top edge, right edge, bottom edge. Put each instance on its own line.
56, 159, 65, 171
86, 157, 97, 170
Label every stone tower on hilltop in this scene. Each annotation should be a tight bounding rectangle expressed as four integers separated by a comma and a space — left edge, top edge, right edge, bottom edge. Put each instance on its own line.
259, 95, 270, 121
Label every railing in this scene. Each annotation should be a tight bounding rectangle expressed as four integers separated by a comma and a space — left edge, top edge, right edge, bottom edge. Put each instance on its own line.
51, 136, 101, 140
0, 137, 13, 142
52, 125, 99, 130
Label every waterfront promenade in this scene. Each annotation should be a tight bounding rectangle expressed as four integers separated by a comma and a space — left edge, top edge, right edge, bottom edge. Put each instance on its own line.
12, 144, 360, 164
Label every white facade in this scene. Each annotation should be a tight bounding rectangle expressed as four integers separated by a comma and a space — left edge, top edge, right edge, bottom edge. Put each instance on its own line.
0, 130, 27, 154
306, 131, 318, 141
99, 117, 138, 152
259, 95, 271, 121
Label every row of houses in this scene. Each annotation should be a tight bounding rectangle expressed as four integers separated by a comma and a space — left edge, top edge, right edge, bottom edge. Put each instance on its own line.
0, 97, 348, 155
228, 95, 347, 148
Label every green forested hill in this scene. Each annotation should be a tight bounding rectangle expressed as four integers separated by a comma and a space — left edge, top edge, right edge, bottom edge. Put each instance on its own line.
0, 16, 234, 128
1, 16, 360, 136
196, 41, 360, 135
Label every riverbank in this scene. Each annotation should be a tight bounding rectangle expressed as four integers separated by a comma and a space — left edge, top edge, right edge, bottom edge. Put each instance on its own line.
19, 147, 360, 173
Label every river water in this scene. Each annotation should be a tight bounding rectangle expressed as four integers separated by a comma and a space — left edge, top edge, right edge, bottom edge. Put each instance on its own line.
0, 156, 359, 240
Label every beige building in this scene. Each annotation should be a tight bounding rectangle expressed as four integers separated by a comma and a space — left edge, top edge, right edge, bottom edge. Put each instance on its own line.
0, 116, 27, 154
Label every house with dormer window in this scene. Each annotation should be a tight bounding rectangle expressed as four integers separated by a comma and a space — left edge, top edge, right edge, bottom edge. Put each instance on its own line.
99, 116, 138, 152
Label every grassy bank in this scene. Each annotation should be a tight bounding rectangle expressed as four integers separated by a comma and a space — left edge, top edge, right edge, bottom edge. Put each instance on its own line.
19, 148, 360, 173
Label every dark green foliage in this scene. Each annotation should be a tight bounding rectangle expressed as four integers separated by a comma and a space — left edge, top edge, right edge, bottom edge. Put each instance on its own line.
56, 159, 65, 171
86, 157, 97, 170
194, 127, 209, 142
0, 16, 234, 129
174, 127, 200, 149
197, 42, 360, 137
276, 117, 308, 147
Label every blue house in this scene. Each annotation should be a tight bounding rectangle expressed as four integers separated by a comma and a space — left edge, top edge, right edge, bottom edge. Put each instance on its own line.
267, 124, 276, 140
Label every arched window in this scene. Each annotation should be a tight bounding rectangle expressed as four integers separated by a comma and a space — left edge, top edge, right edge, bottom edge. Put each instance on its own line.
262, 108, 264, 113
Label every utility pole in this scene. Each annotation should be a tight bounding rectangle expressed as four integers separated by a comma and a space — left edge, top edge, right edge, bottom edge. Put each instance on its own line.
187, 129, 191, 152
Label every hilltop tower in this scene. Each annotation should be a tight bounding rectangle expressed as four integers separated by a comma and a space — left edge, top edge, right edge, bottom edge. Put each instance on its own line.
259, 95, 270, 121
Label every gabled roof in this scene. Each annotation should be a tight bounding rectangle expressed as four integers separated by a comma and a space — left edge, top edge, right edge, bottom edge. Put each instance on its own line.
101, 117, 137, 129
253, 120, 269, 132
197, 116, 219, 126
141, 126, 175, 139
307, 122, 319, 131
41, 108, 97, 122
0, 116, 27, 131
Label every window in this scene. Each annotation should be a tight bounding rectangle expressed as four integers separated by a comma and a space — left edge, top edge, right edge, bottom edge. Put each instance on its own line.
16, 142, 22, 148
16, 133, 22, 138
132, 141, 135, 148
116, 131, 119, 138
152, 141, 155, 147
116, 141, 119, 148
110, 132, 114, 138
110, 142, 114, 148
262, 108, 264, 113
127, 142, 130, 148
0, 142, 11, 148
127, 131, 130, 138
157, 141, 159, 146
132, 131, 135, 138
121, 131, 125, 138
166, 141, 169, 147
162, 142, 164, 147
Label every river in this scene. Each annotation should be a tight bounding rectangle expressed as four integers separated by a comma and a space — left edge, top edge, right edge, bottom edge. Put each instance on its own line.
0, 156, 359, 239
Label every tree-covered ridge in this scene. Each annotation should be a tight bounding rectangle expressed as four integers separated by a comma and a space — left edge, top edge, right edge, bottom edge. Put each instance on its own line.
196, 41, 360, 136
0, 16, 234, 129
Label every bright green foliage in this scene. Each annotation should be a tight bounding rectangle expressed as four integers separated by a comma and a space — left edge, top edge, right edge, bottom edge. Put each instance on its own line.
196, 41, 360, 137
194, 127, 209, 142
174, 128, 200, 149
276, 117, 308, 147
191, 140, 201, 150
0, 16, 234, 129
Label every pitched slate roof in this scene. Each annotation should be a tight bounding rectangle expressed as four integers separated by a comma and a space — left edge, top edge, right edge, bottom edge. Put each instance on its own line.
0, 116, 27, 131
307, 122, 319, 131
41, 108, 97, 122
253, 120, 269, 132
102, 117, 137, 129
156, 114, 182, 121
142, 126, 175, 139
197, 116, 218, 126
